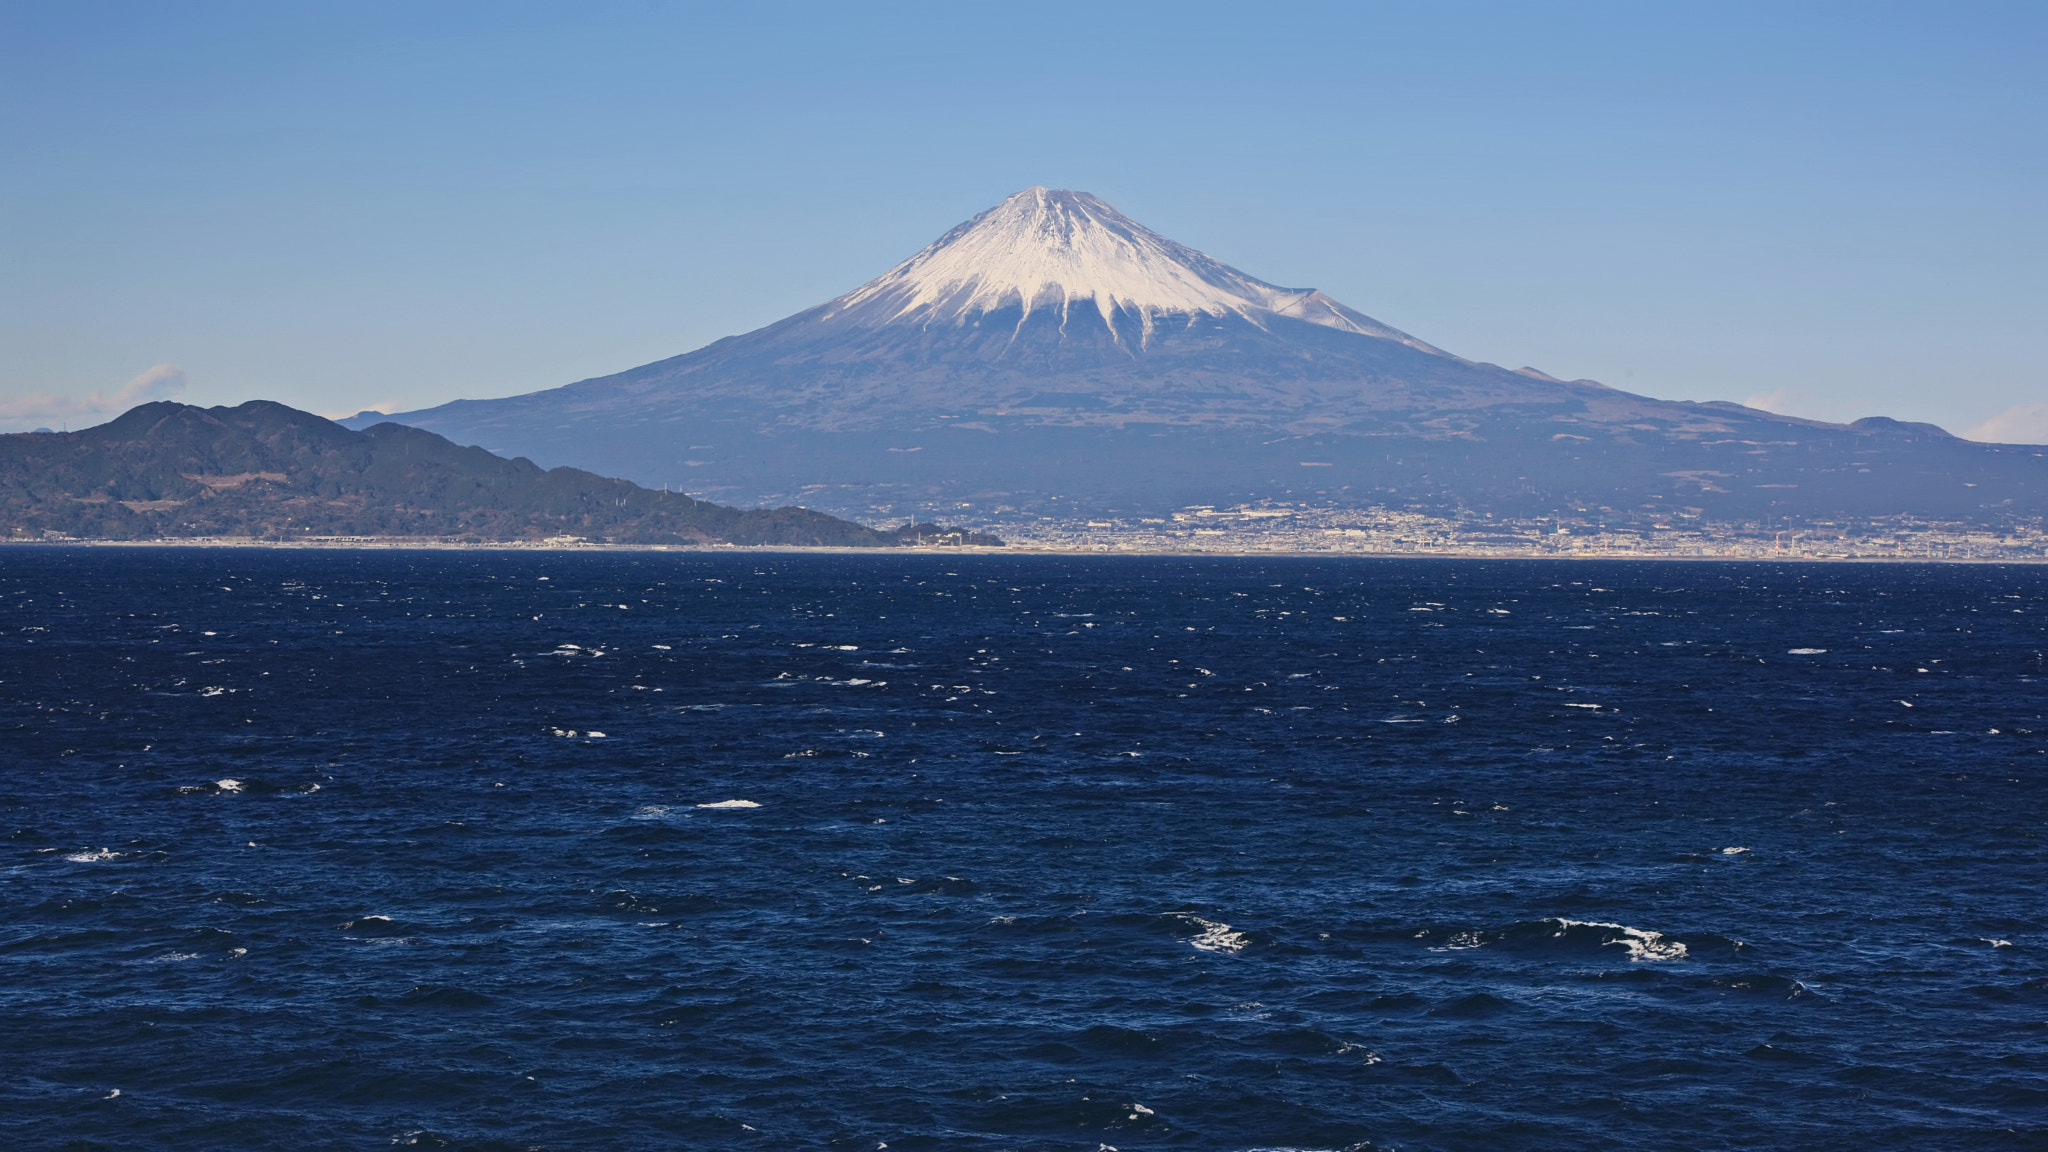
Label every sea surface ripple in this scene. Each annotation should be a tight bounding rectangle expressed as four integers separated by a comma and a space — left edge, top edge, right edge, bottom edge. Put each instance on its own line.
3, 549, 2046, 1150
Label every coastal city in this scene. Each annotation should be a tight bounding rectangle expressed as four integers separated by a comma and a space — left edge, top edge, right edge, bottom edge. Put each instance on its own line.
971, 502, 2048, 560
25, 501, 2045, 560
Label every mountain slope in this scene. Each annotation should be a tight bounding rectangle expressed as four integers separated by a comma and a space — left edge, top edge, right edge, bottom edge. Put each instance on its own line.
353, 188, 2048, 525
1, 401, 997, 545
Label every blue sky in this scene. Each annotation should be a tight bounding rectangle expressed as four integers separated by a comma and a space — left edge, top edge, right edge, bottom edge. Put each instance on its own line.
3, 1, 2042, 437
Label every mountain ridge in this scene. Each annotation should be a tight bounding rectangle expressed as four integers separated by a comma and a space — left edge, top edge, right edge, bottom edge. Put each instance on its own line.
350, 188, 2045, 526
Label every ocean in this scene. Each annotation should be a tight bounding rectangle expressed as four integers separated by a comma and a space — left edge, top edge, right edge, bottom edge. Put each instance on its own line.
4, 548, 2045, 1150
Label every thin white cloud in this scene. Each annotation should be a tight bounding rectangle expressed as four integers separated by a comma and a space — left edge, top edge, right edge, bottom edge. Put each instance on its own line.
1962, 402, 2048, 445
319, 399, 402, 421
0, 364, 188, 426
1742, 388, 1794, 414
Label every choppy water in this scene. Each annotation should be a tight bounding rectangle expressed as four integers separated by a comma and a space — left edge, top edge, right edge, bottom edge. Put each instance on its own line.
4, 548, 2047, 1150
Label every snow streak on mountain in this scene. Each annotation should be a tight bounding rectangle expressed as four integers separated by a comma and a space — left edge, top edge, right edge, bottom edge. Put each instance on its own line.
350, 188, 2045, 525
824, 186, 1443, 353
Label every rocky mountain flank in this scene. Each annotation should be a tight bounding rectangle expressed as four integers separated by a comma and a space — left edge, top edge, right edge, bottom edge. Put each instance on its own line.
2, 401, 998, 545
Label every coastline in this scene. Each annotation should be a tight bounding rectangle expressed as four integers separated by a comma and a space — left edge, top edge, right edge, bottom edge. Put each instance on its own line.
5, 536, 2045, 563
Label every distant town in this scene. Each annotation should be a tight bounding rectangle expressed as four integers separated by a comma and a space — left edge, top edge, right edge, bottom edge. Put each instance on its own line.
972, 503, 2048, 560
20, 498, 2048, 561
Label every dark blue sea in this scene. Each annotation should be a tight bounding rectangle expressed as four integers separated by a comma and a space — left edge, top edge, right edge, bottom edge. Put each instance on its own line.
5, 549, 2047, 1150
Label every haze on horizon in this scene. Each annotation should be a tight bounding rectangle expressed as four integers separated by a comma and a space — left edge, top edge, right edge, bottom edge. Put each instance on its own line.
2, 1, 2042, 440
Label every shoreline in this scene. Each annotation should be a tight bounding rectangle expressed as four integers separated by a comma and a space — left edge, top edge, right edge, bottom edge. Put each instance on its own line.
5, 537, 2046, 564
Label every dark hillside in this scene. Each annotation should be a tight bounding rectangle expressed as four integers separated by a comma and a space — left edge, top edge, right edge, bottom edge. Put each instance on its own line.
0, 401, 998, 546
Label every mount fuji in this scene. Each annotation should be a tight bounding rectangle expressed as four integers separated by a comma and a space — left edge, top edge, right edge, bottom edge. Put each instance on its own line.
350, 187, 2046, 525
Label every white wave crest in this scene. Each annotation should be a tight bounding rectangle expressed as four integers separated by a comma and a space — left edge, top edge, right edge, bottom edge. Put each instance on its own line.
1183, 916, 1250, 954
1556, 918, 1688, 961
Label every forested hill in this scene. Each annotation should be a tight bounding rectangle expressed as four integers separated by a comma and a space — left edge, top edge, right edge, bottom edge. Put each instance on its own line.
1, 401, 999, 546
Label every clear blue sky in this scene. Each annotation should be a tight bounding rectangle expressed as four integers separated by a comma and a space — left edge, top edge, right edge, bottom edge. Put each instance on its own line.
3, 1, 2042, 437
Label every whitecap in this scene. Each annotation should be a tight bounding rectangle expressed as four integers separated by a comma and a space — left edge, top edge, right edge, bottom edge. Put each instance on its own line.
64, 848, 124, 863
1787, 648, 1828, 655
585, 731, 607, 738
1183, 916, 1250, 954
696, 799, 761, 809
1337, 1042, 1382, 1065
1721, 846, 1749, 854
216, 778, 244, 792
1555, 918, 1689, 961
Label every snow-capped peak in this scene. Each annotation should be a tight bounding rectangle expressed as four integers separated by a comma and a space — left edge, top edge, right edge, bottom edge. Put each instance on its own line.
824, 187, 1439, 352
